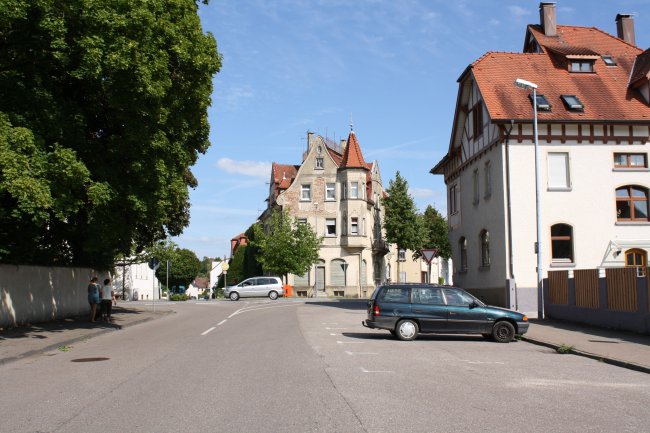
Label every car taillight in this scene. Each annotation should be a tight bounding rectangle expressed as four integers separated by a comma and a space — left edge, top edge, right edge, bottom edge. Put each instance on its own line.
373, 304, 380, 317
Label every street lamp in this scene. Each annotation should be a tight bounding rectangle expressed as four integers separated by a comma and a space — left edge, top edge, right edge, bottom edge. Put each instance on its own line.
514, 78, 544, 319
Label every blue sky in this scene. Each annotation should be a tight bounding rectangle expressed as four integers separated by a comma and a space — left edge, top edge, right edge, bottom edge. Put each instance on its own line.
176, 0, 650, 259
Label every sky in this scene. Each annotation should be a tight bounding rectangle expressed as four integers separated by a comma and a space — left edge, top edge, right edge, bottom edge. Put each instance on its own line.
175, 0, 650, 260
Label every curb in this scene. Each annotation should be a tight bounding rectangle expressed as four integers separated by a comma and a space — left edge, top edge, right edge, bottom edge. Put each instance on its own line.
0, 312, 170, 367
521, 336, 650, 375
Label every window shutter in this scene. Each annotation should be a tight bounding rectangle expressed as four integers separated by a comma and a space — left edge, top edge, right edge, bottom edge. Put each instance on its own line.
548, 153, 570, 188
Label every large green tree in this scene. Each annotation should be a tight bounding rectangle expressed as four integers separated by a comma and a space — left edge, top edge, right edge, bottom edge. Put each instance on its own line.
151, 240, 200, 290
252, 209, 321, 284
0, 0, 221, 267
418, 205, 451, 259
382, 171, 422, 277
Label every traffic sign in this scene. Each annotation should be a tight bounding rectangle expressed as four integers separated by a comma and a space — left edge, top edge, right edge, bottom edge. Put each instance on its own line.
420, 249, 438, 264
221, 262, 230, 271
148, 257, 160, 270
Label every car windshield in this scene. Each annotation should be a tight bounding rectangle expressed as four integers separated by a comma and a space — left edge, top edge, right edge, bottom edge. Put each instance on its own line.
443, 288, 484, 306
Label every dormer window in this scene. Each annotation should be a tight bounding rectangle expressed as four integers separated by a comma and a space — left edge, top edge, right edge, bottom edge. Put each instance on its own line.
530, 93, 551, 111
569, 60, 594, 73
561, 95, 584, 111
602, 55, 617, 66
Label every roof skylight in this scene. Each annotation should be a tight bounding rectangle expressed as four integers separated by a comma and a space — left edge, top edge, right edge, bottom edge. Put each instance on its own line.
561, 95, 584, 111
602, 55, 617, 66
530, 93, 551, 111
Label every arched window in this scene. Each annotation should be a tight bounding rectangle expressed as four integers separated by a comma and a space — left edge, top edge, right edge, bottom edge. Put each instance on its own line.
551, 224, 574, 264
330, 259, 347, 286
625, 249, 647, 277
459, 237, 468, 272
480, 230, 490, 267
616, 185, 649, 221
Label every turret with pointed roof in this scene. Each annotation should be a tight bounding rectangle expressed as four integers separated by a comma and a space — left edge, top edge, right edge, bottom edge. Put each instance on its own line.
340, 130, 370, 170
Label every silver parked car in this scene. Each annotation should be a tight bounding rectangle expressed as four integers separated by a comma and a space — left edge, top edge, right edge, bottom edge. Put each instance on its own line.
224, 277, 284, 301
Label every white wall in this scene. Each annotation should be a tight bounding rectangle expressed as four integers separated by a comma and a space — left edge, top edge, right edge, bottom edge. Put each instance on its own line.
0, 264, 108, 328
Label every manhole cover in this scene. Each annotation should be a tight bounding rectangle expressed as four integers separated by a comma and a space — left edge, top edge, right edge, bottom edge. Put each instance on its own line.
71, 357, 110, 362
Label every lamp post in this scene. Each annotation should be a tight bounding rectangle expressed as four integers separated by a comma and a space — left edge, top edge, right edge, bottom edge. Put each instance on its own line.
514, 78, 544, 319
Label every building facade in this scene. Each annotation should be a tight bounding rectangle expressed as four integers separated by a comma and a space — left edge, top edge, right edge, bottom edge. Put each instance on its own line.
432, 3, 650, 314
262, 129, 451, 297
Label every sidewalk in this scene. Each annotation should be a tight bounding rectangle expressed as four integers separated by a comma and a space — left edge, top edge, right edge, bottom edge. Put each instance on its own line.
0, 303, 172, 366
523, 318, 650, 374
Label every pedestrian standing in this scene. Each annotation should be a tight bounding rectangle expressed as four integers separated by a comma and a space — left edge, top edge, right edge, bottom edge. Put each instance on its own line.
87, 277, 101, 322
101, 278, 114, 322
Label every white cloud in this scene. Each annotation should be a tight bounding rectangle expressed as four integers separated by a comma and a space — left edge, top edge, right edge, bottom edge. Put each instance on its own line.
508, 5, 530, 18
216, 158, 271, 180
409, 187, 436, 199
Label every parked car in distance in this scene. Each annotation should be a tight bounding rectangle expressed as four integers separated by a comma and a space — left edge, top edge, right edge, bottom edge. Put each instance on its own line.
363, 284, 529, 342
224, 277, 284, 301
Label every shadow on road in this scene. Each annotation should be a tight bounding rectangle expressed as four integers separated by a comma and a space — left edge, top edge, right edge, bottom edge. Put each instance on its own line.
342, 331, 509, 343
305, 299, 368, 311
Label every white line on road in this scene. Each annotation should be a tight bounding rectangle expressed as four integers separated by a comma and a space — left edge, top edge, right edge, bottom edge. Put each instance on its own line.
228, 303, 297, 318
345, 351, 378, 356
218, 320, 227, 326
201, 327, 216, 336
337, 341, 364, 344
361, 367, 393, 374
459, 359, 505, 365
325, 327, 347, 330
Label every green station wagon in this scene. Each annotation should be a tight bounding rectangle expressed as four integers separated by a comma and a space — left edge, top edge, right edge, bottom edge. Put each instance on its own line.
362, 284, 529, 342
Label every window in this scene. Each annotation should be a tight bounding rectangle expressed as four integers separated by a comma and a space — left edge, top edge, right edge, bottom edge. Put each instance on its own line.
296, 218, 307, 225
471, 103, 483, 138
616, 186, 649, 221
551, 224, 574, 263
301, 184, 311, 201
351, 217, 359, 235
625, 249, 647, 277
480, 230, 490, 267
315, 157, 324, 169
325, 218, 336, 236
459, 237, 467, 272
561, 95, 584, 111
443, 288, 475, 306
484, 161, 492, 198
398, 248, 406, 261
350, 182, 359, 199
412, 287, 444, 305
602, 55, 617, 66
331, 259, 347, 286
614, 153, 647, 168
569, 60, 594, 73
342, 183, 347, 199
530, 93, 551, 111
548, 152, 571, 189
449, 184, 458, 214
472, 169, 479, 204
326, 183, 336, 200
379, 287, 409, 303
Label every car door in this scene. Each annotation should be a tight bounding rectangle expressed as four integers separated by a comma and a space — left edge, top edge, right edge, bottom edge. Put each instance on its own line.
256, 278, 271, 296
443, 288, 490, 333
239, 278, 256, 298
411, 287, 448, 332
374, 286, 411, 328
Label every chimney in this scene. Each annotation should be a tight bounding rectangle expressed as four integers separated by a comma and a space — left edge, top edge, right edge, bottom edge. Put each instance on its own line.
539, 2, 557, 37
616, 14, 635, 46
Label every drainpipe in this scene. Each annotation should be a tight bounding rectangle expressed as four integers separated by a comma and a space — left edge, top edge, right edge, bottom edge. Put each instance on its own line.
504, 120, 518, 309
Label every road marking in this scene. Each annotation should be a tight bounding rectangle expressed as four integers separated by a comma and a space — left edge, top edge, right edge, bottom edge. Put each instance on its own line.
325, 327, 347, 330
321, 322, 338, 325
345, 351, 378, 356
459, 359, 505, 365
229, 303, 297, 318
361, 367, 393, 374
217, 320, 227, 326
337, 341, 364, 344
201, 327, 216, 336
329, 333, 339, 336
513, 379, 649, 389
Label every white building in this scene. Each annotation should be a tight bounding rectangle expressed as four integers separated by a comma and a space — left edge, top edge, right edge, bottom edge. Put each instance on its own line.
112, 260, 162, 301
432, 3, 650, 313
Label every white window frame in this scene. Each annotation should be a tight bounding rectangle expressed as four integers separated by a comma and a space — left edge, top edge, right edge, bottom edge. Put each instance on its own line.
350, 182, 359, 199
325, 218, 336, 236
548, 152, 571, 190
326, 183, 336, 201
301, 184, 311, 201
351, 217, 359, 235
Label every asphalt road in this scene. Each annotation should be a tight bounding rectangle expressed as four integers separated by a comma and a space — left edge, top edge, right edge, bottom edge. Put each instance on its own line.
1, 299, 649, 433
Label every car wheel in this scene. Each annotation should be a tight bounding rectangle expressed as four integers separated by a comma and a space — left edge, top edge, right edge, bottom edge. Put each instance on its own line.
492, 321, 515, 343
389, 330, 397, 337
395, 319, 418, 341
229, 292, 240, 301
268, 290, 278, 300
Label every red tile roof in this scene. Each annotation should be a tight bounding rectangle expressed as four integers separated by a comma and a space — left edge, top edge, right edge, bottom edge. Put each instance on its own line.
340, 131, 370, 170
471, 25, 650, 122
630, 48, 650, 86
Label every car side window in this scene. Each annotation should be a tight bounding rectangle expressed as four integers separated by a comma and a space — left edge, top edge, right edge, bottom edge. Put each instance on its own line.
242, 279, 255, 287
412, 287, 444, 305
443, 288, 474, 306
258, 278, 269, 285
379, 287, 410, 303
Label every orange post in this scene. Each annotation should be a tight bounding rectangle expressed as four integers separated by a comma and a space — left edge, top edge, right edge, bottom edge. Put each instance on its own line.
283, 284, 293, 297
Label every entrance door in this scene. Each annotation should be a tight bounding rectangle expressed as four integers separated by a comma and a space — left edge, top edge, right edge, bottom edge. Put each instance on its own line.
316, 266, 325, 291
625, 249, 647, 277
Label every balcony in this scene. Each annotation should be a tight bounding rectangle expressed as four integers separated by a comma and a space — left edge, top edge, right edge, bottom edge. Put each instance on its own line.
340, 234, 367, 249
371, 238, 389, 255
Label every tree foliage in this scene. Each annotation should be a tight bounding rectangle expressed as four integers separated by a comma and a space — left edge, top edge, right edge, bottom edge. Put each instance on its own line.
243, 223, 263, 278
252, 209, 321, 283
418, 205, 451, 259
382, 171, 422, 253
151, 240, 200, 290
0, 0, 221, 267
226, 245, 246, 285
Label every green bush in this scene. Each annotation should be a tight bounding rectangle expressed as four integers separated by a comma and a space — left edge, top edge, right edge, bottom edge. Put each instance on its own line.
169, 294, 188, 301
